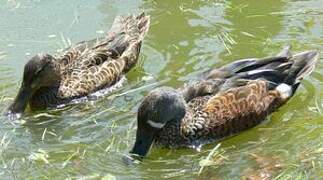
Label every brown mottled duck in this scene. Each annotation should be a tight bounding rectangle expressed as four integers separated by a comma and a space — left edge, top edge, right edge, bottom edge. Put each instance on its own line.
8, 13, 150, 115
128, 46, 319, 159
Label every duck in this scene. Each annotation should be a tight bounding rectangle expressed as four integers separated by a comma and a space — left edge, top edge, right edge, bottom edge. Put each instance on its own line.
7, 13, 150, 114
128, 46, 319, 159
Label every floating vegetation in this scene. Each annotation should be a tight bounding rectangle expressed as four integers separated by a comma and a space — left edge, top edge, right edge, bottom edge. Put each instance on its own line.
96, 30, 105, 34
48, 34, 57, 38
141, 75, 154, 81
33, 113, 56, 119
216, 31, 237, 55
198, 143, 227, 176
62, 149, 80, 168
273, 169, 308, 180
0, 52, 6, 61
82, 107, 115, 124
298, 145, 323, 172
29, 149, 49, 164
59, 33, 72, 49
241, 31, 256, 38
101, 173, 117, 180
0, 95, 12, 102
0, 132, 11, 155
71, 173, 116, 180
114, 79, 168, 98
242, 153, 284, 180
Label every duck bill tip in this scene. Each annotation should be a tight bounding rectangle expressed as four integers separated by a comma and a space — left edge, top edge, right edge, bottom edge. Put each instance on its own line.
122, 153, 142, 166
7, 86, 32, 115
129, 134, 154, 160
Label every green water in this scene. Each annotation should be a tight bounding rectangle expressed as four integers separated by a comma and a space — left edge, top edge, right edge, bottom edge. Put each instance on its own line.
0, 0, 322, 179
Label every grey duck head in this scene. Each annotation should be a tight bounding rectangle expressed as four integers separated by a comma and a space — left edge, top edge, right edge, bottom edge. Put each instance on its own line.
130, 87, 186, 159
8, 54, 60, 114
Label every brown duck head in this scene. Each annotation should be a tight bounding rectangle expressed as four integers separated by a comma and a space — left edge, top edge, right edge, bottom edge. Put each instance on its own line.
8, 54, 60, 114
129, 87, 186, 159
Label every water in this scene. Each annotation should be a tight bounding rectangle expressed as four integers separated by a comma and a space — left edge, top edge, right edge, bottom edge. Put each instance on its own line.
0, 0, 322, 179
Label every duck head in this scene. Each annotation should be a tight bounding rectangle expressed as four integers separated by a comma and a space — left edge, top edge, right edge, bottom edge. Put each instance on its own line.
8, 54, 60, 114
130, 87, 186, 159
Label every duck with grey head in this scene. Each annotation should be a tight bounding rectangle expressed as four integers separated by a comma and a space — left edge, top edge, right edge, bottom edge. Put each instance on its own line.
127, 46, 319, 161
7, 13, 150, 117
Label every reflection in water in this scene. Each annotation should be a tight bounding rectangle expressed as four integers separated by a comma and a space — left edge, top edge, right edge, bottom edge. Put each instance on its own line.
0, 0, 321, 179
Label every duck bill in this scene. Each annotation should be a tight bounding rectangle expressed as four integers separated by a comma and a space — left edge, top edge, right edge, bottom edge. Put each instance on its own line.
8, 86, 32, 114
130, 127, 156, 158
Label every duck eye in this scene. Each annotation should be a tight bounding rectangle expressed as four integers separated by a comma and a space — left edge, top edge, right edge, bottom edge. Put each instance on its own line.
34, 68, 42, 75
35, 62, 49, 75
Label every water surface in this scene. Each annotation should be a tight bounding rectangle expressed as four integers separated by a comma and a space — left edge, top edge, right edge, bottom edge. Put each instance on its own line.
0, 0, 322, 179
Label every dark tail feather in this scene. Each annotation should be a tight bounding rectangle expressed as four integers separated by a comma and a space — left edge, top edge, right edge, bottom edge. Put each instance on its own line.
222, 45, 292, 73
136, 12, 150, 41
104, 13, 150, 60
108, 13, 150, 42
222, 48, 318, 94
269, 50, 319, 99
202, 58, 255, 79
205, 56, 288, 80
276, 45, 292, 58
205, 46, 292, 80
236, 50, 318, 91
109, 13, 150, 72
284, 50, 319, 85
204, 46, 318, 98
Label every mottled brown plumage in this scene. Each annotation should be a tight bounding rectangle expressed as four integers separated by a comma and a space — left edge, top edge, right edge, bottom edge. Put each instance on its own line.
157, 80, 282, 148
8, 13, 150, 114
129, 46, 319, 159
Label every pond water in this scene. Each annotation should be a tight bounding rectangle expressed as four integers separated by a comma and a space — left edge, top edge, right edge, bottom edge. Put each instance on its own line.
0, 0, 322, 179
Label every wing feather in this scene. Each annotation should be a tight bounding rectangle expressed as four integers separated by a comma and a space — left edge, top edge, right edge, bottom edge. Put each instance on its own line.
182, 80, 285, 139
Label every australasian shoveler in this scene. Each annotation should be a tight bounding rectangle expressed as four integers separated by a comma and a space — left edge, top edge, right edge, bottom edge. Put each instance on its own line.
128, 46, 319, 160
8, 13, 150, 115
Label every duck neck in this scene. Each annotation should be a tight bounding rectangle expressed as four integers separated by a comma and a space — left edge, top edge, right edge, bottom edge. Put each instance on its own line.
45, 60, 62, 87
154, 118, 187, 148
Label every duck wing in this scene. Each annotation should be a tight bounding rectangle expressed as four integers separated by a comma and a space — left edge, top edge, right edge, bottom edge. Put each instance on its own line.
204, 45, 292, 80
182, 50, 318, 140
181, 46, 293, 102
58, 13, 150, 98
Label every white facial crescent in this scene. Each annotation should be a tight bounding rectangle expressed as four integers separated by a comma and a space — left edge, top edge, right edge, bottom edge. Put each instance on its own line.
147, 120, 165, 129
